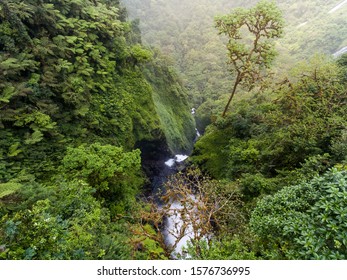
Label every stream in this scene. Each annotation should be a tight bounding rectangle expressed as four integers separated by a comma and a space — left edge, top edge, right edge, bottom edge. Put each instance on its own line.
163, 154, 193, 258
143, 123, 202, 259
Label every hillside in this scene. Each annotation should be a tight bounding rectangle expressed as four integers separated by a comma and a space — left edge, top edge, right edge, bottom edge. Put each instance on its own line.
1, 0, 347, 261
122, 0, 347, 123
122, 0, 347, 260
0, 0, 194, 259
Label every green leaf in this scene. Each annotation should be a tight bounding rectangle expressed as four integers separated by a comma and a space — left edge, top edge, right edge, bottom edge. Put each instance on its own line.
0, 182, 21, 199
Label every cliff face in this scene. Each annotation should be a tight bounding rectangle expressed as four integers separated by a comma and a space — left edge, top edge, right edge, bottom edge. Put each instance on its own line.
144, 53, 196, 154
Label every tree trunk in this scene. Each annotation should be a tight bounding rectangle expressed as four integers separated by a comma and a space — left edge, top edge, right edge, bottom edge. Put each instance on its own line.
222, 73, 241, 117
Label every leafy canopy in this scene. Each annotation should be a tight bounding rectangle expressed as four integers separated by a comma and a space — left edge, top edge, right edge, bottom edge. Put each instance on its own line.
250, 168, 347, 260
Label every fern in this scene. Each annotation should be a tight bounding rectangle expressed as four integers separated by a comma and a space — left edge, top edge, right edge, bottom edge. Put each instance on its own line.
0, 182, 21, 199
8, 142, 22, 157
0, 86, 17, 103
24, 130, 44, 145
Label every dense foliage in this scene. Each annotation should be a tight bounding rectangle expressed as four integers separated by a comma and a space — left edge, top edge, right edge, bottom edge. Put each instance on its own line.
191, 54, 347, 259
193, 55, 347, 194
250, 168, 347, 259
123, 0, 347, 130
1, 179, 131, 259
0, 0, 194, 259
1, 0, 347, 260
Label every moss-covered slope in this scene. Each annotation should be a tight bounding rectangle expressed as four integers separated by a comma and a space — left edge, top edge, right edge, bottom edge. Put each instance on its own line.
144, 53, 196, 154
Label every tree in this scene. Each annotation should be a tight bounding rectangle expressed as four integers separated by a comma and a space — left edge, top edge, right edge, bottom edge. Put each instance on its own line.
215, 0, 284, 117
61, 143, 143, 213
0, 179, 131, 260
250, 168, 347, 259
135, 168, 243, 259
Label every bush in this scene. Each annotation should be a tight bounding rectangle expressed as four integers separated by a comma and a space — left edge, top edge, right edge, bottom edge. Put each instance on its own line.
250, 167, 347, 259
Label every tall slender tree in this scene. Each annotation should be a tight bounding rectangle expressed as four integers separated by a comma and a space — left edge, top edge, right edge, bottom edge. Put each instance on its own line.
215, 0, 284, 117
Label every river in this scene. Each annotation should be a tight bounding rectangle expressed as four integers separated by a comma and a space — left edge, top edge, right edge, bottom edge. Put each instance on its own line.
142, 125, 202, 259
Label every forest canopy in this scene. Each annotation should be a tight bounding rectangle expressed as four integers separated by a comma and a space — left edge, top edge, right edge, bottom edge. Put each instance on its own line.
0, 0, 194, 259
1, 0, 347, 260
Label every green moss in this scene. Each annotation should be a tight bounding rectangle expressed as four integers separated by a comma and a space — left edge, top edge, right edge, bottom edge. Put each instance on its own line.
119, 69, 163, 146
143, 53, 196, 153
191, 126, 231, 178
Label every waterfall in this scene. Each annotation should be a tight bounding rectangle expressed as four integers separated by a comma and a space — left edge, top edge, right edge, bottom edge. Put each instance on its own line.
147, 108, 204, 259
163, 153, 192, 258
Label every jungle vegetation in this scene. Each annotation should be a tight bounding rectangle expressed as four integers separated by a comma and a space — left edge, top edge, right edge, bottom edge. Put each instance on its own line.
1, 0, 347, 260
0, 0, 194, 259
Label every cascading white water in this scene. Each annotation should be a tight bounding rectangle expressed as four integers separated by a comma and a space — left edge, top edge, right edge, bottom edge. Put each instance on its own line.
163, 154, 196, 258
162, 199, 195, 258
160, 109, 204, 258
164, 154, 189, 168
